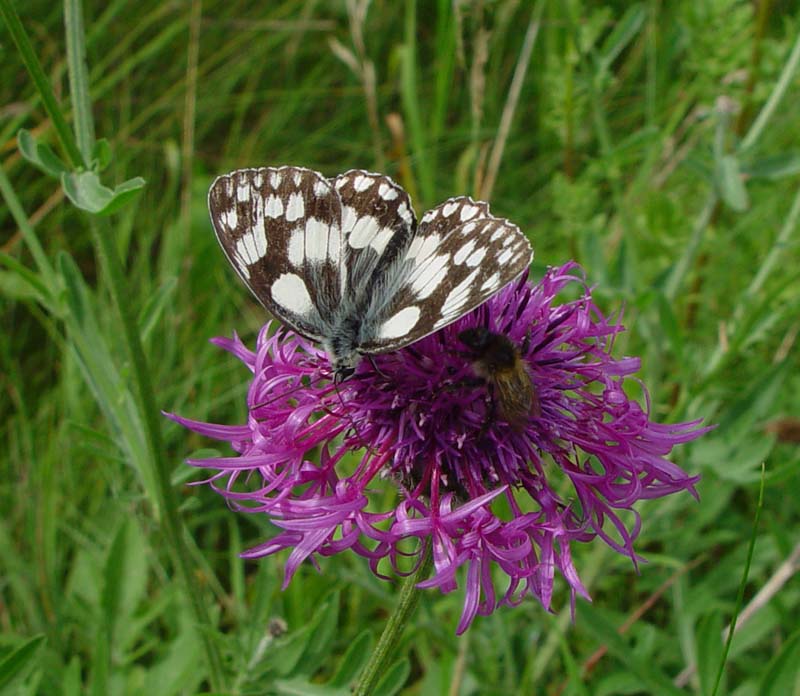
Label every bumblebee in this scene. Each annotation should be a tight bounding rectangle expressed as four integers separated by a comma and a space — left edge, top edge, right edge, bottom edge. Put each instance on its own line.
457, 327, 539, 431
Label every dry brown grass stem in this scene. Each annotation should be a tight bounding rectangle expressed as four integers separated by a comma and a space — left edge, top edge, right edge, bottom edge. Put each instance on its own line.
480, 6, 542, 201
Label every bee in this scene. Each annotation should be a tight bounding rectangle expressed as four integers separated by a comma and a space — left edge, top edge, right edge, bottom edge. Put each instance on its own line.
457, 327, 539, 431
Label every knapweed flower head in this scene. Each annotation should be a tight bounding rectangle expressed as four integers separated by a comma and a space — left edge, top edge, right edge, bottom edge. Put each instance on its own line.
169, 262, 709, 633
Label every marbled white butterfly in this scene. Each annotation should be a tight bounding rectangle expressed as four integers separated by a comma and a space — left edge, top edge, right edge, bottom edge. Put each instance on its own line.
208, 166, 533, 381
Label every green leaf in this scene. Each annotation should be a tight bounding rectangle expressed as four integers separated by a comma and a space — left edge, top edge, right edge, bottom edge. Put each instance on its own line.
102, 519, 148, 638
758, 629, 800, 696
91, 138, 112, 171
0, 252, 57, 312
61, 170, 145, 215
294, 592, 340, 675
273, 678, 348, 696
58, 251, 89, 326
269, 625, 317, 678
140, 610, 204, 696
329, 630, 373, 688
0, 634, 46, 692
740, 151, 800, 180
372, 659, 410, 696
696, 612, 725, 696
579, 605, 685, 696
716, 154, 749, 212
17, 129, 68, 178
598, 3, 645, 70
138, 277, 177, 343
692, 362, 786, 481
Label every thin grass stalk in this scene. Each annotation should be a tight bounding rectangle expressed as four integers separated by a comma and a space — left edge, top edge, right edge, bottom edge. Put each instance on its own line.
480, 1, 543, 201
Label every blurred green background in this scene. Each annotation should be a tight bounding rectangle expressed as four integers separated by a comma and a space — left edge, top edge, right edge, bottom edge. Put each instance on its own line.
2, 1, 799, 694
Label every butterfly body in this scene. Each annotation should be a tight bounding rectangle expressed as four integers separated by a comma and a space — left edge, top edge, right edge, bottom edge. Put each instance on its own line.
209, 166, 533, 380
458, 327, 539, 430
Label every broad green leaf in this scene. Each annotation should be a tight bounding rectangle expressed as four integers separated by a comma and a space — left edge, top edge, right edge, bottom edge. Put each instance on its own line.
61, 170, 145, 215
270, 625, 317, 678
372, 658, 410, 696
716, 154, 749, 212
17, 129, 68, 177
329, 630, 373, 688
140, 611, 204, 696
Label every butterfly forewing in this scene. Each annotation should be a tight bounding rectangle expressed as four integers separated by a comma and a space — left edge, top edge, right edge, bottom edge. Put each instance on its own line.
359, 196, 533, 353
331, 170, 416, 299
208, 166, 344, 342
209, 167, 534, 378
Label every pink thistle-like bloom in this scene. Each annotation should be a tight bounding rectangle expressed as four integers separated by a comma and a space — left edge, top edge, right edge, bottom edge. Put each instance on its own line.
168, 262, 709, 633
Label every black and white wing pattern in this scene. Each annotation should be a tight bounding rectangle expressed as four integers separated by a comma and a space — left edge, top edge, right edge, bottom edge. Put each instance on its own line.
208, 166, 343, 342
330, 170, 415, 298
209, 165, 533, 378
357, 196, 533, 353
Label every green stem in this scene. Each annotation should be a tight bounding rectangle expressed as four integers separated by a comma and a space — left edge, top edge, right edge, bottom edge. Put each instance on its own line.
353, 545, 433, 695
64, 0, 95, 162
0, 0, 85, 169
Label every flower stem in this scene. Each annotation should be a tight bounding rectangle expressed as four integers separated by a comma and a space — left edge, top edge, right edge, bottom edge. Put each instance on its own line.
353, 544, 433, 695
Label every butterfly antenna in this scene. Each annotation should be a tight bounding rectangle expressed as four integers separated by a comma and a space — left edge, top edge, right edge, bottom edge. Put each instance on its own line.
249, 370, 327, 412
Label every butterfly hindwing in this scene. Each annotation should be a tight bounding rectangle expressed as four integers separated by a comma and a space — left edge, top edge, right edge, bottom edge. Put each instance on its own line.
331, 170, 416, 300
359, 196, 533, 353
208, 166, 344, 342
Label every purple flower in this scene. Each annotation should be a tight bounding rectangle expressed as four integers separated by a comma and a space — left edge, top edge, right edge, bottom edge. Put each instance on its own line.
168, 262, 709, 633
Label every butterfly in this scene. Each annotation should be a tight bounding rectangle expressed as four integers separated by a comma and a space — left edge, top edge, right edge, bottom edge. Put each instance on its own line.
208, 166, 533, 381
